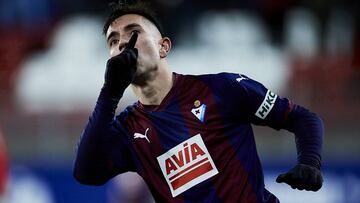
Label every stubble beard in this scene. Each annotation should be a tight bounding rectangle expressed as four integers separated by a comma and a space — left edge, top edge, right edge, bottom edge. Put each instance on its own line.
131, 64, 158, 86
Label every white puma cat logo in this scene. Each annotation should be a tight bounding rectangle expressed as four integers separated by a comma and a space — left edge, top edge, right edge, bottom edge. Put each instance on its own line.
134, 128, 150, 143
236, 74, 248, 83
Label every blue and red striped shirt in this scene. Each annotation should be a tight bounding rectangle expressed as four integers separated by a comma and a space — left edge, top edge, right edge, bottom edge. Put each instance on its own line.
74, 72, 323, 203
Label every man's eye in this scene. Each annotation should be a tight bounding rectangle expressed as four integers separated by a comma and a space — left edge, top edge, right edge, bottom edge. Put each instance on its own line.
131, 30, 140, 35
110, 39, 119, 46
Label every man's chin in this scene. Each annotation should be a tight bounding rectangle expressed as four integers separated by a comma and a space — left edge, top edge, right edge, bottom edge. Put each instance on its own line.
132, 68, 157, 86
131, 72, 149, 86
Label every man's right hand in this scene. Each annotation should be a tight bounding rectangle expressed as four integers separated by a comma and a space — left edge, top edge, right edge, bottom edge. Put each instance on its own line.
104, 32, 138, 99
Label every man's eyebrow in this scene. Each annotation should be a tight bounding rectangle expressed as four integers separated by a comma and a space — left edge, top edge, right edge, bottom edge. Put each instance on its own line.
123, 23, 142, 32
106, 31, 119, 43
106, 23, 141, 43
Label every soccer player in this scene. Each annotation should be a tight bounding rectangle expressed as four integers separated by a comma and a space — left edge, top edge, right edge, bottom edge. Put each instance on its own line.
73, 1, 324, 202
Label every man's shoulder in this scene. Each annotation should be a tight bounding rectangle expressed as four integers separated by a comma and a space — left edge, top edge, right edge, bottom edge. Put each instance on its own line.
177, 72, 250, 97
179, 72, 242, 82
116, 102, 139, 120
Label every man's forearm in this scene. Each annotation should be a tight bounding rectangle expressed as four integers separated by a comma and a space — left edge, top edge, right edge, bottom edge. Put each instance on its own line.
284, 105, 324, 169
73, 87, 121, 185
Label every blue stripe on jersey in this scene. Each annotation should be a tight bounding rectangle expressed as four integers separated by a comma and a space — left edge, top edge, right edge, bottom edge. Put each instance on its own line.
198, 73, 278, 202
115, 107, 144, 173
145, 80, 223, 202
183, 182, 221, 203
223, 124, 266, 203
149, 97, 191, 151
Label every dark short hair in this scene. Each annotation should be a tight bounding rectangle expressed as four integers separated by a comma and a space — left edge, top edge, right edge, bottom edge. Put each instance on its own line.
103, 1, 164, 36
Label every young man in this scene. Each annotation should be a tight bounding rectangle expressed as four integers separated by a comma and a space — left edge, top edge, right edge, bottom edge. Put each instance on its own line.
73, 2, 324, 202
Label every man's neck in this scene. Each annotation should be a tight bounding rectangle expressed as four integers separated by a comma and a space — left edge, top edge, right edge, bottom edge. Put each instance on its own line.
131, 66, 173, 105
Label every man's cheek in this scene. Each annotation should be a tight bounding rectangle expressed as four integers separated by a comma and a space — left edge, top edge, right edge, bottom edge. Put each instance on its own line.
110, 49, 120, 57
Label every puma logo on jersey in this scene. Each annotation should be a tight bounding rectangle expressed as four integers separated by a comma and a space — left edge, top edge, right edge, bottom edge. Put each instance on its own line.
255, 90, 278, 119
236, 74, 248, 82
157, 134, 218, 197
134, 128, 150, 143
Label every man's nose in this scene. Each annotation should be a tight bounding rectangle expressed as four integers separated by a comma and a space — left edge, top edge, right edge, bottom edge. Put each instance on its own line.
118, 36, 133, 51
111, 37, 132, 57
118, 41, 127, 52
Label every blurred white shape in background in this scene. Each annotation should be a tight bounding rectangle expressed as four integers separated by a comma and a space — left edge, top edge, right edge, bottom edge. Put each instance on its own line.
15, 16, 109, 113
5, 166, 54, 203
108, 172, 155, 203
169, 11, 289, 93
285, 8, 320, 58
16, 11, 291, 113
325, 8, 354, 56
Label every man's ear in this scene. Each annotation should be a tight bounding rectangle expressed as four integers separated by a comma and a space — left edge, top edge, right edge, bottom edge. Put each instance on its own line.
159, 37, 171, 58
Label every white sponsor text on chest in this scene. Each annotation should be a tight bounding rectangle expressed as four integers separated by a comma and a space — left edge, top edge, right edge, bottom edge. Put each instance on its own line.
157, 134, 218, 197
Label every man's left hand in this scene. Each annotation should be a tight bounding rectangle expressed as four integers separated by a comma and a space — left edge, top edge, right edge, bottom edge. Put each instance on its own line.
276, 164, 323, 191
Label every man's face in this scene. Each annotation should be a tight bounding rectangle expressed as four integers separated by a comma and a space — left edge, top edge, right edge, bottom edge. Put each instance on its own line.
106, 14, 163, 82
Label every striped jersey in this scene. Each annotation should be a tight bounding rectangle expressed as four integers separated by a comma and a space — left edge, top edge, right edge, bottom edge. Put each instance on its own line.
88, 72, 294, 202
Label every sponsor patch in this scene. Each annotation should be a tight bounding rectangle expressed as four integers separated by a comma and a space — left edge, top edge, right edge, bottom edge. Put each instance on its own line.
157, 134, 218, 197
255, 90, 278, 119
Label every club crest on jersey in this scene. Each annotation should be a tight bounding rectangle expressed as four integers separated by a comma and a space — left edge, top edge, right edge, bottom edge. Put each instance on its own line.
255, 90, 278, 119
191, 103, 206, 123
157, 134, 218, 197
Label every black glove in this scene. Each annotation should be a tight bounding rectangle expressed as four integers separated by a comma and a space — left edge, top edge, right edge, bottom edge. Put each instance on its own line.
103, 32, 138, 100
276, 164, 323, 191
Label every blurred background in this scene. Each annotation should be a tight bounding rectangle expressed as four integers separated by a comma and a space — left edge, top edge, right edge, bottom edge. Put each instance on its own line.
1, 0, 360, 202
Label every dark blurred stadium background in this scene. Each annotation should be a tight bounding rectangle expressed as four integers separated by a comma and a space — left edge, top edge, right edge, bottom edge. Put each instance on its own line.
0, 0, 359, 202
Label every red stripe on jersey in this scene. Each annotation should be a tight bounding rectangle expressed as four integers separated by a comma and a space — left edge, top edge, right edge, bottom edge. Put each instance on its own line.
282, 99, 294, 125
171, 161, 213, 190
169, 157, 209, 181
125, 108, 184, 203
176, 75, 258, 202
